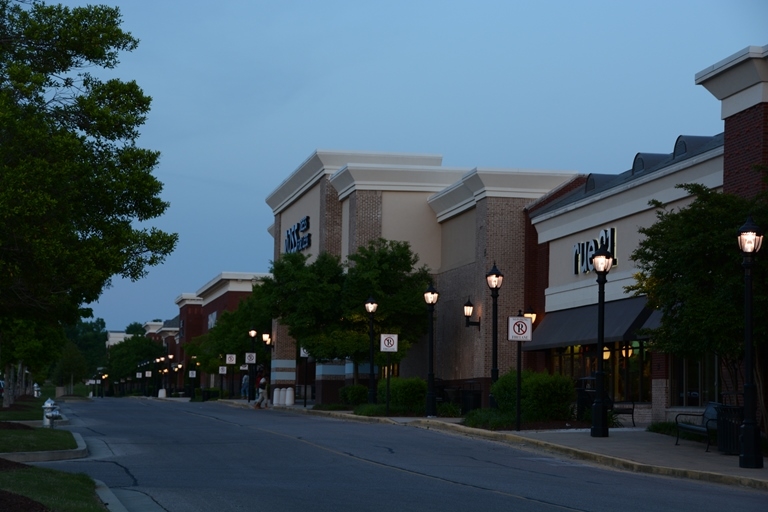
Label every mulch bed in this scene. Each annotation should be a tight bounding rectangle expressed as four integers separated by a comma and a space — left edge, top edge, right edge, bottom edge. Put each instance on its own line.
0, 419, 50, 511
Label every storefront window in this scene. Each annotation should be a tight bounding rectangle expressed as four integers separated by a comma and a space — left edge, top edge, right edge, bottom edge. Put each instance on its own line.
670, 353, 717, 407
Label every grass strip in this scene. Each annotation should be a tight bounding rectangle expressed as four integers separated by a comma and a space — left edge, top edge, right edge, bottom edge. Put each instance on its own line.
0, 466, 105, 512
0, 428, 77, 453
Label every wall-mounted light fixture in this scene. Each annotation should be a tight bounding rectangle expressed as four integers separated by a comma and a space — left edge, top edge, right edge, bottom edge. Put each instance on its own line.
463, 297, 481, 329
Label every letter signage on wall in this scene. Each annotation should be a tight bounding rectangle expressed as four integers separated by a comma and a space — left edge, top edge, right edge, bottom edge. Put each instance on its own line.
572, 228, 617, 275
285, 216, 312, 253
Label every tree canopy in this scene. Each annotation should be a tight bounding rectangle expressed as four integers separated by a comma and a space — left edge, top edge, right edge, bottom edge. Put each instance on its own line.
0, 0, 177, 392
0, 0, 177, 327
261, 239, 431, 372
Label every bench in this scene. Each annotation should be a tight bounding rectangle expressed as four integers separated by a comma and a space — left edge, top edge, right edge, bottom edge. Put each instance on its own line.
608, 398, 635, 427
675, 401, 719, 452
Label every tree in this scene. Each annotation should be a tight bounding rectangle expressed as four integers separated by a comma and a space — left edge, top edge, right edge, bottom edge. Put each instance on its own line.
106, 333, 163, 383
125, 322, 145, 336
63, 318, 107, 375
262, 239, 431, 380
51, 340, 88, 393
627, 181, 768, 433
0, 0, 178, 327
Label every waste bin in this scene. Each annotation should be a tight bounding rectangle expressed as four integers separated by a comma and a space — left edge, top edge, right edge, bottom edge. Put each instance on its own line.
715, 404, 743, 455
575, 377, 596, 420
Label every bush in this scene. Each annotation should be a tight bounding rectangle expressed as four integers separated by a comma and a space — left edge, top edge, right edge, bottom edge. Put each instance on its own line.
436, 401, 462, 418
492, 370, 575, 422
377, 377, 426, 414
340, 384, 368, 406
463, 408, 515, 430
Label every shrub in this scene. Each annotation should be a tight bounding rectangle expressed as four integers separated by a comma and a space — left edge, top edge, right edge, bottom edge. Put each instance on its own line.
377, 377, 426, 414
463, 408, 515, 430
340, 384, 368, 406
492, 370, 575, 422
436, 401, 462, 418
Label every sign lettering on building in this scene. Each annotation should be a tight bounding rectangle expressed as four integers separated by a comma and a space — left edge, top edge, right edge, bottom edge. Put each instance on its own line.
285, 216, 312, 253
572, 228, 617, 275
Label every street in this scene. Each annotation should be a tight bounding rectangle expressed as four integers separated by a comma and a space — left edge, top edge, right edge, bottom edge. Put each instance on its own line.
36, 399, 768, 512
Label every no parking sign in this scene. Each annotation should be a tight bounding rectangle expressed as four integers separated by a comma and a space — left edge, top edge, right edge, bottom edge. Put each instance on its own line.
380, 334, 398, 352
508, 316, 532, 341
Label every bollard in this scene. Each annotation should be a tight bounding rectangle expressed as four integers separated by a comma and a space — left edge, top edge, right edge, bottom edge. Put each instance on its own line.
285, 387, 295, 406
272, 387, 281, 406
278, 388, 287, 405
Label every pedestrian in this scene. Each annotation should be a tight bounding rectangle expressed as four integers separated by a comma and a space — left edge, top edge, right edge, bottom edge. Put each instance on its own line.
254, 369, 268, 409
240, 374, 249, 400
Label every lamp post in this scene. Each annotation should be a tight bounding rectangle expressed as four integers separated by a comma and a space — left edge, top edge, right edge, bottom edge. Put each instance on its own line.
590, 241, 613, 438
738, 216, 764, 469
424, 283, 439, 417
248, 328, 257, 403
486, 263, 503, 408
365, 297, 378, 404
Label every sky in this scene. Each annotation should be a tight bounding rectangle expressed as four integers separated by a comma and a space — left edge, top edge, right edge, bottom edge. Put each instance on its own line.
58, 0, 767, 332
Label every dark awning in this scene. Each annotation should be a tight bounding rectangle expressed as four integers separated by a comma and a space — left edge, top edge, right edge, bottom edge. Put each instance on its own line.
522, 296, 653, 352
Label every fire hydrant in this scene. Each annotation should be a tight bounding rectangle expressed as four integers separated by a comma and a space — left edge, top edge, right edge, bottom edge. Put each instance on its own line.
42, 398, 61, 428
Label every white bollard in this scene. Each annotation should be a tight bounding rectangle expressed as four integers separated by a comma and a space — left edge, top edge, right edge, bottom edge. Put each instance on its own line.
273, 387, 282, 406
278, 388, 287, 405
285, 387, 295, 406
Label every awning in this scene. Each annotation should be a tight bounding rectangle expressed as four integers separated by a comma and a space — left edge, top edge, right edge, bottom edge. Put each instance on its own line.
522, 296, 653, 351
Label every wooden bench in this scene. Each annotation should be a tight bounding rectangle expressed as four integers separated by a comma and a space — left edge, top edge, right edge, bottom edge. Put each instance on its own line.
606, 396, 635, 427
675, 401, 719, 452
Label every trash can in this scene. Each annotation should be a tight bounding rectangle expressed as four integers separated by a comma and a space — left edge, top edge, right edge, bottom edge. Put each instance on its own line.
715, 404, 743, 455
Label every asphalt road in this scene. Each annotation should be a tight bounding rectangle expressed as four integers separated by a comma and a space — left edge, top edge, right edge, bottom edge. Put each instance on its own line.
35, 399, 768, 512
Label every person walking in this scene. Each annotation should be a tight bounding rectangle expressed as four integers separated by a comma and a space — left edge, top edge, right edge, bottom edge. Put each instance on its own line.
240, 374, 249, 400
254, 369, 268, 409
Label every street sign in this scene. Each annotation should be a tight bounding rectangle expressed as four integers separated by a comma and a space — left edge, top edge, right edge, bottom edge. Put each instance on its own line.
136, 372, 142, 379
300, 347, 309, 358
380, 334, 398, 352
240, 364, 248, 370
219, 366, 227, 375
189, 370, 197, 378
508, 316, 532, 341
226, 354, 236, 365
145, 371, 152, 378
245, 352, 256, 364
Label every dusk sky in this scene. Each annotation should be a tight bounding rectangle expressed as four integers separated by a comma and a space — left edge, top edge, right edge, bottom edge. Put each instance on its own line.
64, 1, 767, 331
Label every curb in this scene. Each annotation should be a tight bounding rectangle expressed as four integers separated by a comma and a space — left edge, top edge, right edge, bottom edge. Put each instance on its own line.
94, 480, 129, 512
0, 432, 88, 463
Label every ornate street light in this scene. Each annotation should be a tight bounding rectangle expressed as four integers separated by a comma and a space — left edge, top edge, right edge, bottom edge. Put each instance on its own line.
424, 283, 439, 417
486, 263, 503, 408
590, 241, 613, 438
738, 216, 764, 468
365, 297, 378, 404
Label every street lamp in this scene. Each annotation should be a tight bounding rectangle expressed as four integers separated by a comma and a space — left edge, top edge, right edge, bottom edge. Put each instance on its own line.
486, 263, 503, 408
590, 241, 613, 438
248, 328, 258, 403
365, 297, 378, 404
424, 283, 439, 417
738, 216, 764, 469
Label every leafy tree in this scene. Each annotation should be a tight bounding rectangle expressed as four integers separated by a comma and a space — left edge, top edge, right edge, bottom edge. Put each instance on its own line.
262, 239, 431, 381
0, 0, 178, 327
627, 180, 768, 432
125, 322, 145, 336
51, 340, 88, 393
63, 318, 107, 375
106, 333, 163, 382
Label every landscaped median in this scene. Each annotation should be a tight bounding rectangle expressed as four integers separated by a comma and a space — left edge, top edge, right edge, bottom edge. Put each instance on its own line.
0, 392, 101, 512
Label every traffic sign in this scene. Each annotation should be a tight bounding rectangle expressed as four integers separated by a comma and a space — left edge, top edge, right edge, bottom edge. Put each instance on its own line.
508, 316, 532, 341
380, 334, 398, 352
245, 352, 256, 364
145, 371, 152, 378
189, 370, 197, 378
226, 354, 236, 365
219, 366, 227, 375
136, 372, 142, 379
